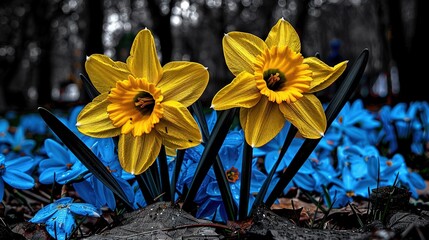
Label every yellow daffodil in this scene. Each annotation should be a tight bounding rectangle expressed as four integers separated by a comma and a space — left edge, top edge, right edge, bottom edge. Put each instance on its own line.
211, 18, 348, 147
76, 29, 209, 175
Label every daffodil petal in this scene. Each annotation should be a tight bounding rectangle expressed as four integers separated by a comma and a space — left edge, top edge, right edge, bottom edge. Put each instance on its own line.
265, 18, 301, 52
279, 94, 326, 139
223, 32, 265, 76
155, 101, 202, 149
165, 146, 177, 157
127, 29, 162, 83
305, 57, 348, 93
211, 71, 261, 110
85, 54, 130, 93
240, 97, 285, 147
158, 61, 209, 107
76, 93, 121, 138
118, 132, 162, 175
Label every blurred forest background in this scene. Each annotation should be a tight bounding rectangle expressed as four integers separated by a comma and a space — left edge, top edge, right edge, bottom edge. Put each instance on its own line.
0, 0, 428, 113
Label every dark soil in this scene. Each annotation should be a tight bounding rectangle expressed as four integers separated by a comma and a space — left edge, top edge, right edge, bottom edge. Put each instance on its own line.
5, 186, 429, 240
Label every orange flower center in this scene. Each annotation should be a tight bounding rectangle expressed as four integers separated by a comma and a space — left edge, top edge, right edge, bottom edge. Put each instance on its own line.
107, 75, 164, 136
134, 92, 155, 115
225, 167, 240, 183
346, 191, 355, 197
264, 70, 286, 90
254, 46, 312, 104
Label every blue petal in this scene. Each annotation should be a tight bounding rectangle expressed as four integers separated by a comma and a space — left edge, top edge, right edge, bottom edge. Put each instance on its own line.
3, 169, 34, 189
5, 156, 34, 172
45, 210, 75, 240
0, 119, 9, 134
39, 159, 64, 170
56, 161, 88, 184
69, 203, 100, 217
116, 176, 135, 204
44, 139, 70, 163
93, 177, 116, 210
39, 167, 66, 184
73, 180, 98, 207
29, 202, 61, 223
292, 173, 316, 192
408, 172, 426, 190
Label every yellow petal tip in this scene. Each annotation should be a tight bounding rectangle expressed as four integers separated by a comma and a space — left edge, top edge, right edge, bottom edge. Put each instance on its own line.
75, 122, 81, 127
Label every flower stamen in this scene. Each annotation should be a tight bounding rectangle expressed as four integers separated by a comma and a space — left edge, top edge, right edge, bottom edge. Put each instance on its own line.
134, 92, 155, 115
346, 191, 355, 197
267, 73, 280, 87
225, 167, 239, 183
254, 47, 312, 104
135, 96, 154, 109
66, 163, 73, 170
263, 69, 286, 91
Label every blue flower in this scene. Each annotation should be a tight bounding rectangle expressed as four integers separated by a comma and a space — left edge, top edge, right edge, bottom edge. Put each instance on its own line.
73, 138, 135, 210
0, 153, 35, 201
377, 105, 398, 154
378, 102, 425, 155
19, 113, 48, 135
308, 154, 342, 193
38, 138, 88, 185
329, 99, 380, 146
198, 156, 267, 222
0, 118, 10, 143
336, 145, 371, 178
1, 126, 36, 157
390, 102, 413, 139
326, 166, 377, 208
178, 120, 268, 223
29, 197, 101, 240
421, 102, 429, 143
73, 174, 134, 210
368, 153, 426, 198
263, 137, 319, 195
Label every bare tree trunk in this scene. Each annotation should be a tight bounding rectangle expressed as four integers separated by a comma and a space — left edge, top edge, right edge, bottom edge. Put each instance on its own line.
146, 0, 173, 64
85, 0, 104, 56
81, 0, 104, 103
405, 0, 428, 101
0, 12, 29, 111
34, 0, 53, 108
388, 0, 427, 102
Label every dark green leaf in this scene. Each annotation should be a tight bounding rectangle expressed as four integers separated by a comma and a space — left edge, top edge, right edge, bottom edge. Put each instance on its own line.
191, 102, 237, 220
79, 73, 100, 100
157, 145, 171, 201
238, 141, 252, 220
